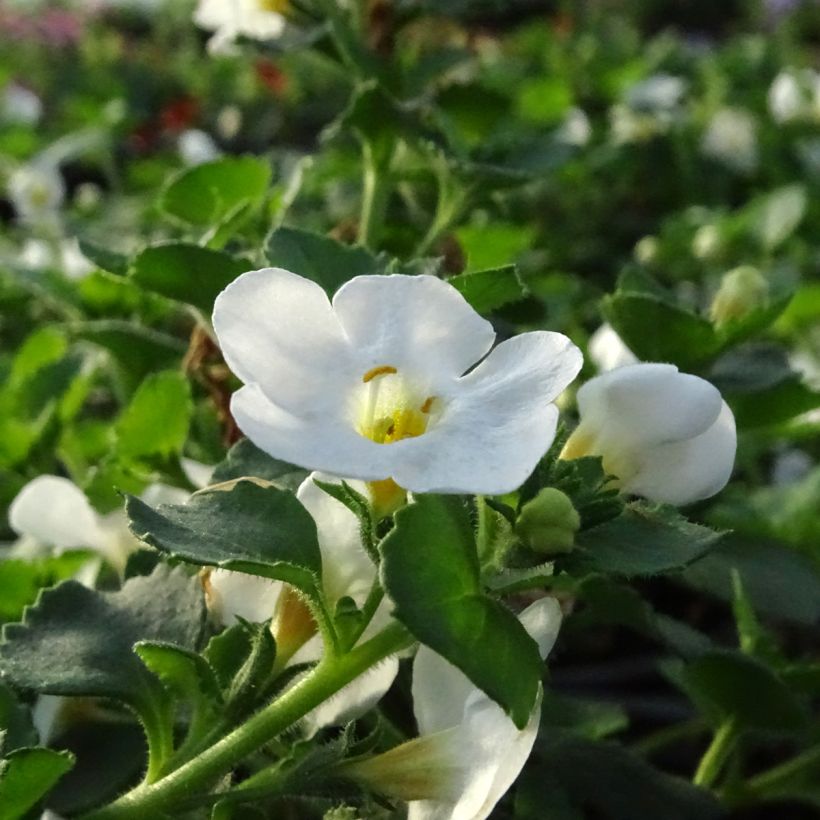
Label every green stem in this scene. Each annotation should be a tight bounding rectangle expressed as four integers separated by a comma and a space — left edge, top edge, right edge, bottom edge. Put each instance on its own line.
358, 140, 391, 249
82, 623, 411, 820
745, 742, 820, 797
693, 717, 740, 789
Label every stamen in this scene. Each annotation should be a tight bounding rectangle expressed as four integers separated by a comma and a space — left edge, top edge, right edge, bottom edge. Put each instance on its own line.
420, 396, 435, 414
363, 365, 398, 383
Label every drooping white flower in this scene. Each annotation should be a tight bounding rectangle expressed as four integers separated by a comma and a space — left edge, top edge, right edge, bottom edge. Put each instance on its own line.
701, 108, 758, 174
588, 323, 638, 372
8, 476, 195, 575
178, 129, 221, 166
1, 82, 42, 126
560, 363, 736, 505
213, 271, 582, 495
344, 597, 562, 820
206, 472, 398, 734
194, 0, 288, 56
7, 160, 65, 225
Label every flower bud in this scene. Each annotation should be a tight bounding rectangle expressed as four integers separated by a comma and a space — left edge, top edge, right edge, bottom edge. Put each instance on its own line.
709, 265, 769, 329
516, 488, 580, 555
634, 235, 659, 264
691, 224, 721, 260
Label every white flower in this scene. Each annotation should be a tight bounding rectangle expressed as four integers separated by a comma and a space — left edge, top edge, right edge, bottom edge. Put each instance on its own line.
194, 0, 288, 56
206, 472, 398, 734
60, 237, 95, 280
17, 237, 94, 279
1, 82, 42, 126
625, 73, 687, 113
555, 107, 592, 147
344, 597, 562, 820
213, 271, 582, 495
767, 68, 820, 124
8, 476, 195, 575
7, 160, 65, 225
588, 324, 638, 372
178, 129, 221, 166
701, 108, 758, 173
561, 363, 736, 505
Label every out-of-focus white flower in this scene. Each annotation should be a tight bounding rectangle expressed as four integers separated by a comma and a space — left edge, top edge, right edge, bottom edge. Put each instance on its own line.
178, 129, 221, 166
771, 448, 813, 486
207, 472, 398, 734
561, 364, 737, 505
194, 0, 288, 56
18, 238, 53, 270
701, 108, 758, 174
17, 237, 95, 280
344, 598, 562, 820
768, 68, 820, 124
60, 237, 95, 280
216, 104, 243, 140
74, 181, 103, 213
555, 107, 592, 147
7, 160, 65, 225
1, 82, 42, 126
213, 271, 582, 495
625, 73, 687, 113
709, 266, 769, 329
588, 324, 638, 372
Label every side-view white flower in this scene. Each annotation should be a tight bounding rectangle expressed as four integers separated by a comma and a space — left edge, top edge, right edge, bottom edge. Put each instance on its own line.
1, 82, 43, 126
213, 270, 583, 495
700, 108, 758, 174
7, 159, 65, 226
194, 0, 288, 56
178, 128, 221, 166
206, 472, 399, 734
343, 597, 562, 820
560, 363, 737, 505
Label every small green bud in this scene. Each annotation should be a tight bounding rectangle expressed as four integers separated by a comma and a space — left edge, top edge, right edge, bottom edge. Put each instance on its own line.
634, 235, 659, 264
691, 224, 721, 260
709, 265, 769, 329
516, 488, 581, 555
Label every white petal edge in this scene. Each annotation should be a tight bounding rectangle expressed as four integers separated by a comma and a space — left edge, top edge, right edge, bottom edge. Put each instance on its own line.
206, 568, 284, 627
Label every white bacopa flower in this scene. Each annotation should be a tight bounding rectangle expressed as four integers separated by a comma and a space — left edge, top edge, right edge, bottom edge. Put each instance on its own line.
561, 363, 736, 505
213, 271, 583, 495
7, 160, 65, 225
767, 68, 820, 124
207, 472, 398, 734
344, 597, 562, 820
555, 107, 592, 147
588, 323, 638, 372
1, 82, 43, 126
178, 129, 221, 166
625, 73, 687, 113
700, 108, 758, 174
194, 0, 288, 56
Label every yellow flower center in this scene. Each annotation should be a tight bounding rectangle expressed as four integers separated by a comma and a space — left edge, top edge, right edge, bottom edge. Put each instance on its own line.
258, 0, 289, 13
358, 365, 439, 446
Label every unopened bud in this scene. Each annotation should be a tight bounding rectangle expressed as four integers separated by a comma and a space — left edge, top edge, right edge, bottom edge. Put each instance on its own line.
516, 488, 580, 555
692, 224, 721, 260
709, 265, 769, 328
634, 236, 659, 264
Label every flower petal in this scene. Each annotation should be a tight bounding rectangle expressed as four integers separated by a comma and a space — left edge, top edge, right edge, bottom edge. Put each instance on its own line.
624, 400, 737, 505
206, 568, 284, 627
213, 267, 356, 413
588, 323, 638, 372
392, 332, 582, 493
9, 476, 107, 552
231, 384, 394, 481
332, 275, 496, 382
296, 472, 376, 606
577, 363, 723, 447
517, 597, 563, 660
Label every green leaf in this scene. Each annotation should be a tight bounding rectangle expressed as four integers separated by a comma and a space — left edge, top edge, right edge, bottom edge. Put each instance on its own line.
0, 565, 206, 714
0, 747, 74, 820
516, 736, 722, 820
126, 479, 322, 596
221, 621, 276, 718
666, 650, 807, 734
265, 226, 387, 296
77, 239, 129, 277
159, 156, 271, 228
116, 370, 193, 460
0, 683, 37, 754
211, 438, 309, 490
135, 641, 222, 708
130, 243, 249, 314
447, 265, 528, 313
564, 504, 723, 577
380, 495, 543, 729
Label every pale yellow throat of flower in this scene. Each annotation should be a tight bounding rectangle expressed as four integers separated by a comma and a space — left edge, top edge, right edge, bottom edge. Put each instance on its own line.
560, 426, 636, 486
259, 0, 290, 12
357, 365, 440, 516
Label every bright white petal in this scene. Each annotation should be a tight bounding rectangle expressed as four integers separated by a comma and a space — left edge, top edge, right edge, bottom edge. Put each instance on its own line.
624, 400, 737, 505
231, 384, 393, 482
302, 656, 399, 737
9, 476, 107, 552
33, 695, 66, 745
181, 457, 215, 489
213, 268, 357, 413
207, 568, 284, 627
518, 597, 563, 660
296, 473, 375, 606
392, 332, 582, 494
588, 323, 638, 372
577, 363, 723, 447
332, 275, 496, 382
412, 645, 478, 737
